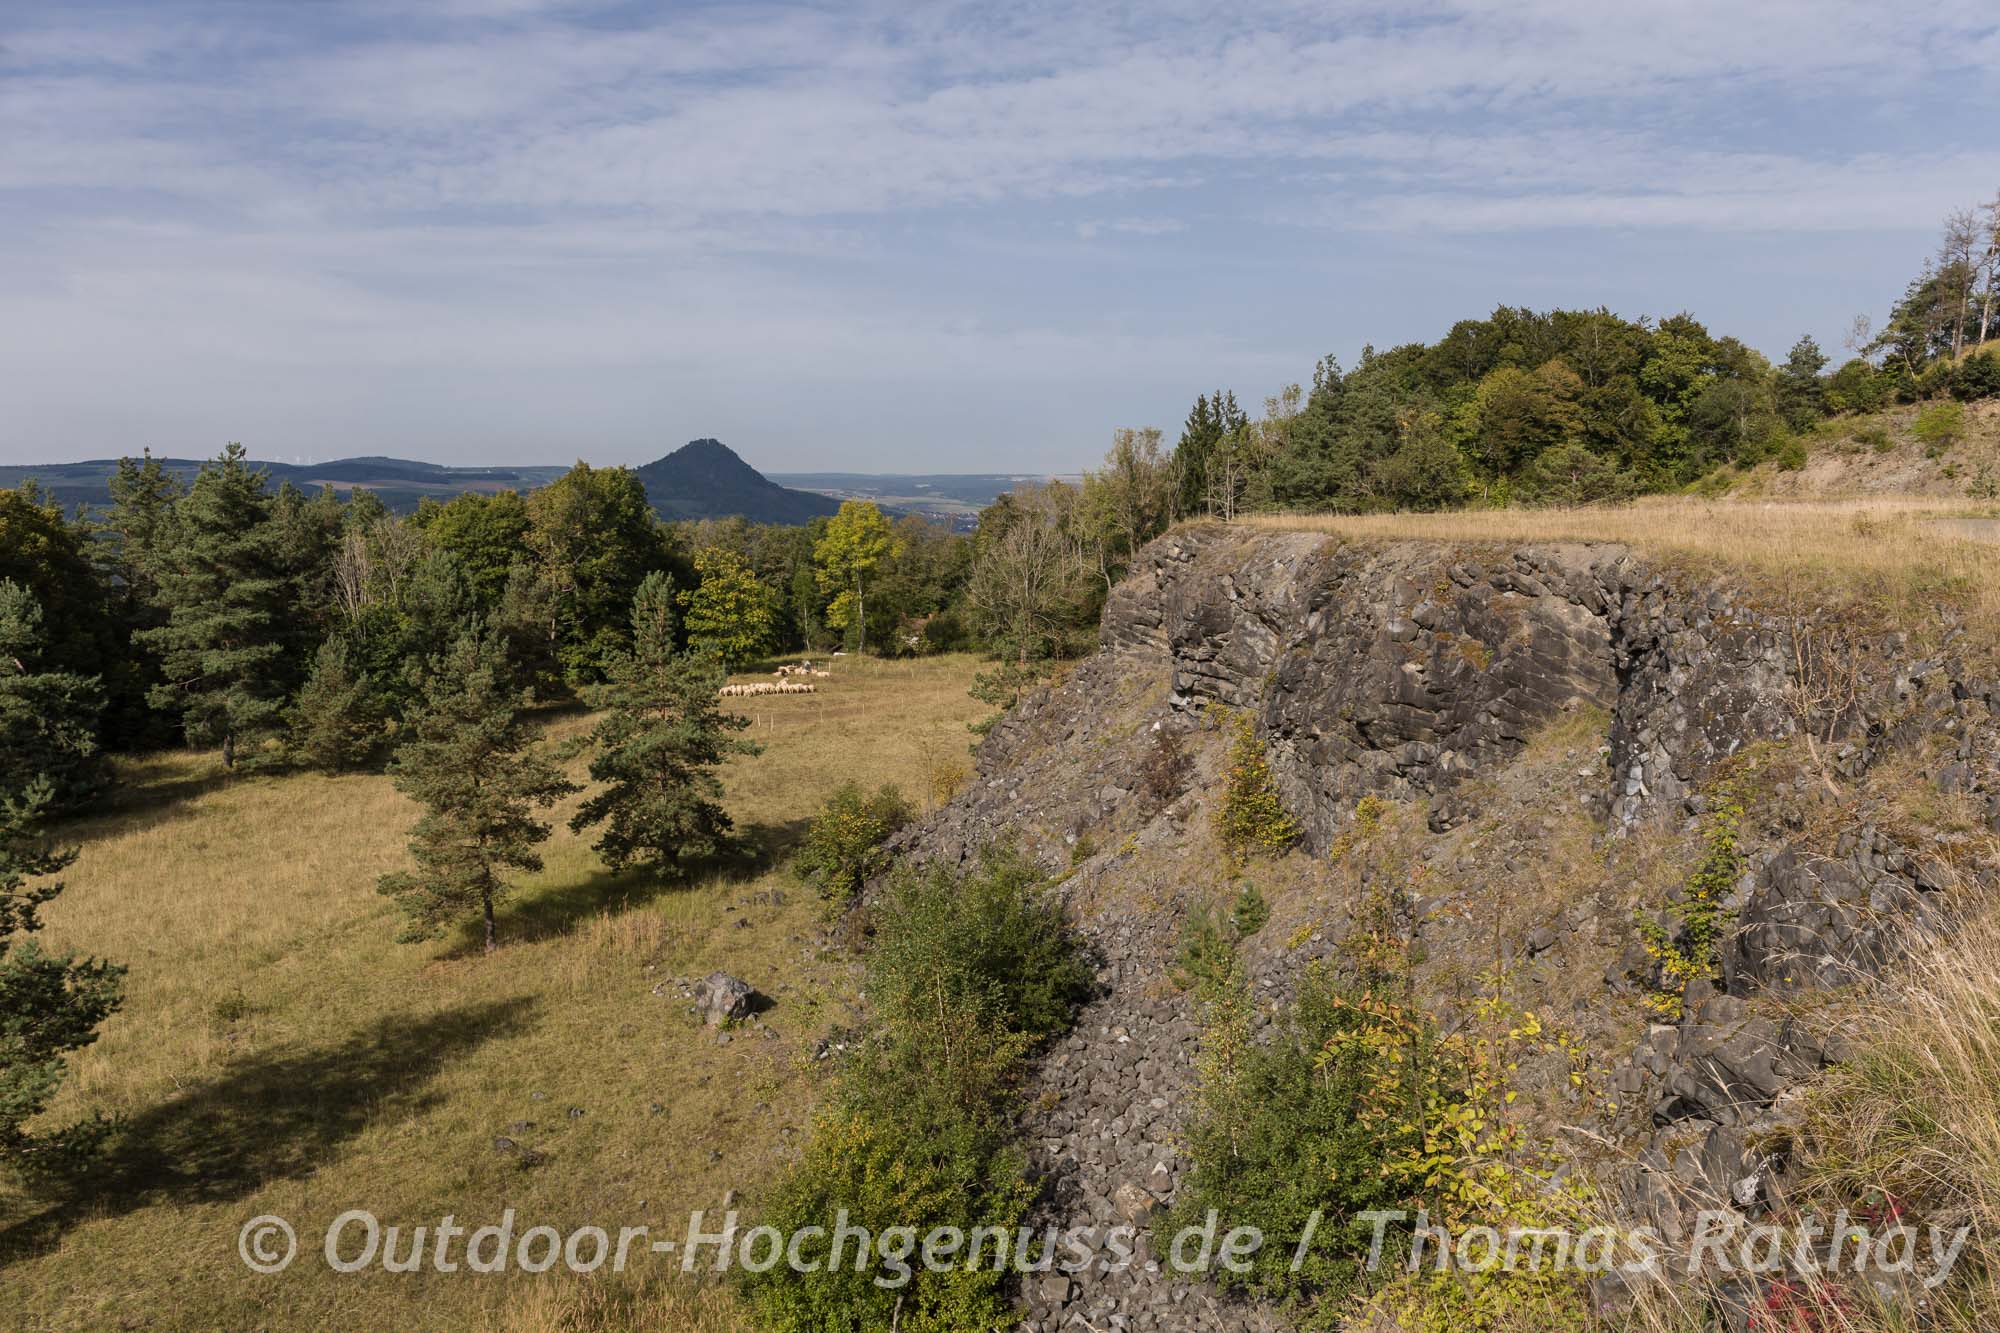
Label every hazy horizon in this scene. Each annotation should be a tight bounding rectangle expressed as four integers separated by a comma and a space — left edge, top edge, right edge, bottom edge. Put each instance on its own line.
6, 1, 1997, 473
0, 439, 1084, 480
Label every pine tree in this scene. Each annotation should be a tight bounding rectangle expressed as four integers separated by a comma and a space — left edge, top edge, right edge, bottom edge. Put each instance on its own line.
1175, 392, 1219, 516
104, 450, 185, 749
0, 779, 124, 1169
1174, 389, 1248, 517
0, 581, 107, 810
0, 488, 130, 753
135, 444, 294, 768
288, 636, 388, 772
106, 449, 182, 608
271, 481, 348, 651
378, 631, 577, 953
571, 574, 760, 875
1776, 334, 1829, 430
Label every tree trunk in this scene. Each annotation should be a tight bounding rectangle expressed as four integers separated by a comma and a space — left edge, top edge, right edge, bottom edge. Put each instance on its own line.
483, 892, 497, 954
855, 577, 866, 655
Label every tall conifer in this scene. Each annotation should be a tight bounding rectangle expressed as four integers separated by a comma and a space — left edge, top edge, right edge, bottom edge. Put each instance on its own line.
571, 574, 759, 874
0, 581, 106, 809
378, 631, 577, 953
135, 444, 293, 767
0, 780, 124, 1168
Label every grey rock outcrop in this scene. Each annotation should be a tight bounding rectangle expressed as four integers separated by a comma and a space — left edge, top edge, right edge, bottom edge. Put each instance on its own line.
1101, 527, 1806, 844
877, 524, 1996, 1329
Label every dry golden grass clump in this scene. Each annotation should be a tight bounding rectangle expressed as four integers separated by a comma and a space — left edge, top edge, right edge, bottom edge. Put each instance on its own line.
1789, 908, 2000, 1327
1, 654, 987, 1332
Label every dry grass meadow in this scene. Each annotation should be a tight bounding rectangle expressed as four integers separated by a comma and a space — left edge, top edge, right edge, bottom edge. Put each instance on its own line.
1245, 495, 2000, 641
0, 653, 988, 1332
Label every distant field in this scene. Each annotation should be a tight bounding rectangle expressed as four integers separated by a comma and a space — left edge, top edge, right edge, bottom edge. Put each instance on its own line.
0, 654, 988, 1332
770, 472, 1082, 528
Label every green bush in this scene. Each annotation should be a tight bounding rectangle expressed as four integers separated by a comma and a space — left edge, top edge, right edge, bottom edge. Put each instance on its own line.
747, 1094, 1032, 1333
1825, 358, 1890, 414
1174, 902, 1241, 995
1774, 436, 1809, 472
1954, 349, 2000, 401
793, 782, 913, 903
1638, 771, 1745, 1019
1230, 881, 1270, 935
967, 658, 1053, 737
1170, 931, 1596, 1329
1917, 359, 1961, 402
868, 844, 1094, 1050
1174, 883, 1270, 994
1914, 400, 1967, 456
743, 845, 1090, 1331
1683, 466, 1738, 498
1519, 442, 1636, 507
1167, 963, 1442, 1317
1214, 711, 1300, 859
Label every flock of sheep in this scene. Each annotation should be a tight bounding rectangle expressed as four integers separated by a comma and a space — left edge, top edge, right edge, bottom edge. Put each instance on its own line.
717, 660, 834, 699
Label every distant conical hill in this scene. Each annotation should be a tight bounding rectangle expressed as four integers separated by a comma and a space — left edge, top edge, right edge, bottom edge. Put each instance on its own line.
633, 438, 842, 524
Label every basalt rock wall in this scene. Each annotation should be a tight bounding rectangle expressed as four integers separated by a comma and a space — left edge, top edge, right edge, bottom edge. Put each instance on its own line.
893, 524, 1997, 1332
1101, 525, 1805, 840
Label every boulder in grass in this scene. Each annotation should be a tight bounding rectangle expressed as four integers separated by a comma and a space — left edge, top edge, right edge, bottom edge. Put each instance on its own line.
693, 972, 757, 1027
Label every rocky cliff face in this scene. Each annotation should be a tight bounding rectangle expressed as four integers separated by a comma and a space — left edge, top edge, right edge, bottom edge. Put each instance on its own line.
892, 524, 1999, 1331
1105, 528, 1816, 840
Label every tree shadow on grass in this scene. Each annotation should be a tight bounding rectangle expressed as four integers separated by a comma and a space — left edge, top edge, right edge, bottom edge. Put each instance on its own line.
479, 864, 663, 952
54, 759, 237, 843
0, 996, 538, 1265
739, 816, 812, 871
466, 818, 813, 954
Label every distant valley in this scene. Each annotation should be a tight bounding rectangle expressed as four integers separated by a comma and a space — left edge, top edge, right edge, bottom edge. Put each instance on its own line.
0, 440, 1065, 527
769, 471, 1082, 526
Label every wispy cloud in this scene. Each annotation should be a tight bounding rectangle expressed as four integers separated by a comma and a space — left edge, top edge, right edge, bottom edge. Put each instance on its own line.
2, 1, 1995, 468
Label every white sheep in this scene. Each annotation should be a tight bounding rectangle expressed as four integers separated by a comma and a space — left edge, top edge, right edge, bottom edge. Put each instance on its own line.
719, 680, 817, 698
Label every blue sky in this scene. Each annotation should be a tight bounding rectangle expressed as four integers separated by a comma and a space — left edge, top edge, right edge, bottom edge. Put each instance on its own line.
4, 1, 1997, 473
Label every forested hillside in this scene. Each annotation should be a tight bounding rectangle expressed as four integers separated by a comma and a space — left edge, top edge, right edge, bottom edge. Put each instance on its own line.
1170, 195, 2000, 515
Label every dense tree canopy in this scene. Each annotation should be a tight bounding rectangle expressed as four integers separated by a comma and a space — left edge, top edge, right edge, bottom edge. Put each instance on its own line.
814, 500, 896, 654
524, 463, 678, 682
681, 547, 777, 666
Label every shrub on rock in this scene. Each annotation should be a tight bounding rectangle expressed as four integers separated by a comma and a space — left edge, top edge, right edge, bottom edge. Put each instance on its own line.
793, 781, 912, 903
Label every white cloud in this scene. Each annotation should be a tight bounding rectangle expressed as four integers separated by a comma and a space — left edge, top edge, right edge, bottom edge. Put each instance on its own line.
2, 0, 1995, 467
9, 1, 1995, 229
